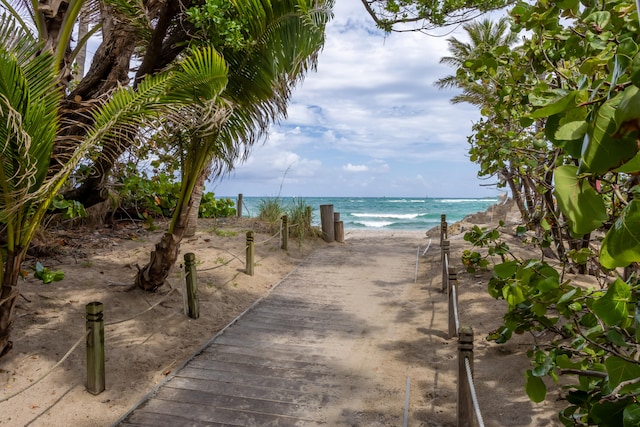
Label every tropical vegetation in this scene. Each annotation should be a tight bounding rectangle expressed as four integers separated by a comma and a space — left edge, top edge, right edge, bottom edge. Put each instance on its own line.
439, 1, 640, 424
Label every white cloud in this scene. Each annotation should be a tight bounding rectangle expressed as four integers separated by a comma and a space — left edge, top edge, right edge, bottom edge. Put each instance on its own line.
343, 163, 369, 172
212, 0, 505, 198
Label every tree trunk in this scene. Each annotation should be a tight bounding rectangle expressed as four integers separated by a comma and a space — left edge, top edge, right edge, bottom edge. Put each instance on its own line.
184, 168, 209, 238
0, 250, 26, 357
60, 1, 194, 209
134, 232, 181, 291
503, 168, 529, 223
135, 170, 200, 290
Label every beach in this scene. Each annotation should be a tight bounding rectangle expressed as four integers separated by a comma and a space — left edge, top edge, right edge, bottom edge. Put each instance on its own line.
0, 205, 566, 426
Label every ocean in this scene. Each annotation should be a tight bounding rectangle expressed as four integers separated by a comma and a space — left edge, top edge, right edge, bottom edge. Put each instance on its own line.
232, 196, 498, 231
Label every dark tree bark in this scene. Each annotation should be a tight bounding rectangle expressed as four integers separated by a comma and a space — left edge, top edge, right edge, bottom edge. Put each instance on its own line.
61, 0, 197, 209
0, 250, 26, 357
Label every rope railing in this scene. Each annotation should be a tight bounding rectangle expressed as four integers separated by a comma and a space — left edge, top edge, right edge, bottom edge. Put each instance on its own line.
440, 217, 485, 427
465, 357, 486, 427
0, 285, 180, 402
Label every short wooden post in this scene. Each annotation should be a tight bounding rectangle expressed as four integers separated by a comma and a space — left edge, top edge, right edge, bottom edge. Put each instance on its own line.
440, 214, 447, 244
335, 221, 344, 243
245, 231, 254, 276
305, 206, 312, 229
448, 266, 458, 338
333, 212, 344, 243
86, 302, 105, 395
441, 239, 450, 292
184, 253, 199, 319
237, 193, 243, 217
320, 204, 335, 243
458, 327, 474, 427
281, 215, 289, 250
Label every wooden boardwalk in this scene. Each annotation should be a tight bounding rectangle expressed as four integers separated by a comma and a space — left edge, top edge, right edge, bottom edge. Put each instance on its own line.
114, 232, 445, 426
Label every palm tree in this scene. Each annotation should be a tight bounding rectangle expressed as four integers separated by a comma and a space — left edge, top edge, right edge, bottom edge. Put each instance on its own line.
0, 11, 229, 356
435, 17, 517, 105
134, 0, 334, 291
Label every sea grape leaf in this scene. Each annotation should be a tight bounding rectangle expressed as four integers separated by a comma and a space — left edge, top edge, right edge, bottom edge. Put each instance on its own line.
555, 120, 587, 141
631, 51, 640, 86
579, 94, 638, 174
525, 370, 546, 403
616, 152, 640, 174
590, 400, 627, 427
493, 261, 518, 279
554, 165, 607, 235
614, 85, 640, 132
605, 356, 640, 389
592, 279, 630, 327
584, 11, 611, 29
623, 404, 640, 427
600, 200, 640, 269
529, 90, 576, 118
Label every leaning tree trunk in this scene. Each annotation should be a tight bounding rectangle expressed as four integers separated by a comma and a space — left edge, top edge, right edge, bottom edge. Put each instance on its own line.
0, 250, 27, 357
135, 175, 197, 291
503, 168, 529, 223
184, 169, 208, 238
134, 232, 182, 292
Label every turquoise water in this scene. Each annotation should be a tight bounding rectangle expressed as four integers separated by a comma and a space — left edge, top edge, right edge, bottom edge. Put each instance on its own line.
230, 196, 498, 231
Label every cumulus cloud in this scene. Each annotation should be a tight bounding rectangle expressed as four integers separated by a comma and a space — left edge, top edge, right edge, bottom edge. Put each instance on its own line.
212, 1, 502, 198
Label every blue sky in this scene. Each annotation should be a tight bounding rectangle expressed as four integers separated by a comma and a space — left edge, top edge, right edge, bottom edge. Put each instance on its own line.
210, 1, 500, 199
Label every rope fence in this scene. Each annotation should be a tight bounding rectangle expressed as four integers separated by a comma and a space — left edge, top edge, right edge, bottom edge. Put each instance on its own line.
2, 205, 319, 403
439, 215, 485, 427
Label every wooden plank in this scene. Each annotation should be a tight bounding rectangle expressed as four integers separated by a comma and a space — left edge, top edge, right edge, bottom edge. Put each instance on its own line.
174, 366, 341, 393
120, 411, 234, 426
197, 348, 332, 372
166, 377, 334, 405
152, 387, 310, 416
131, 399, 325, 426
185, 359, 332, 382
201, 343, 337, 364
213, 334, 328, 354
242, 312, 358, 332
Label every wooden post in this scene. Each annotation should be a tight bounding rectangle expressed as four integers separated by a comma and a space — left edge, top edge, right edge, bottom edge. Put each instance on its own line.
458, 327, 474, 427
441, 239, 450, 292
184, 253, 199, 319
440, 214, 447, 244
281, 215, 289, 250
245, 231, 254, 276
320, 204, 335, 243
334, 212, 344, 243
237, 193, 243, 218
335, 221, 344, 243
448, 266, 458, 338
305, 206, 312, 229
86, 302, 105, 395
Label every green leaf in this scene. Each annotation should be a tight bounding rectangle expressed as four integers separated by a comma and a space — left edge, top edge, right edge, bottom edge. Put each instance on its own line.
554, 165, 607, 235
503, 283, 526, 308
592, 279, 630, 327
623, 404, 640, 427
584, 11, 611, 30
529, 90, 576, 119
600, 200, 640, 269
579, 95, 639, 174
605, 356, 640, 389
616, 152, 640, 174
614, 85, 640, 133
493, 261, 518, 279
525, 370, 547, 403
555, 120, 588, 141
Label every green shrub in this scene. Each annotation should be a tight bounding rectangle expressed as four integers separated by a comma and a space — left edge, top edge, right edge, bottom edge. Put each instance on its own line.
115, 165, 235, 221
